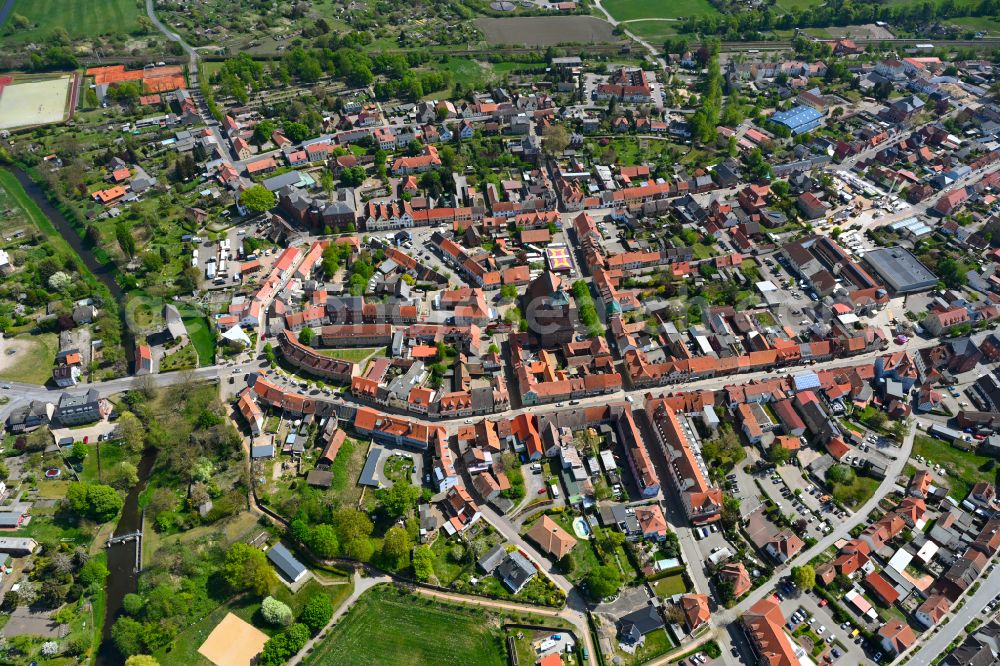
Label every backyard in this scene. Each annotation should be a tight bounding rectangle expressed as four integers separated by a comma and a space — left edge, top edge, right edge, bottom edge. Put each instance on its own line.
0, 332, 58, 384
304, 585, 507, 666
828, 473, 880, 509
317, 347, 386, 363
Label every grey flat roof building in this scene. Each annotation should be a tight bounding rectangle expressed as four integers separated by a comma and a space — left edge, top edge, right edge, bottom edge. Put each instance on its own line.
863, 247, 938, 294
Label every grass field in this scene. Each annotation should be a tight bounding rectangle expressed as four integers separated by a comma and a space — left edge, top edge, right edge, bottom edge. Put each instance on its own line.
0, 0, 144, 43
317, 347, 385, 363
0, 333, 58, 384
946, 16, 1000, 34
829, 473, 880, 509
603, 0, 717, 22
305, 585, 506, 666
913, 435, 997, 501
81, 441, 131, 485
653, 573, 688, 597
182, 315, 217, 366
624, 20, 678, 43
773, 0, 826, 12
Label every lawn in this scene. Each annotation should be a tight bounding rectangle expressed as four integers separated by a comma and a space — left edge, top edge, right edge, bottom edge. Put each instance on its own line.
620, 628, 672, 665
946, 16, 1000, 35
774, 0, 826, 11
653, 573, 688, 598
829, 474, 880, 509
624, 20, 678, 43
0, 332, 58, 384
80, 441, 132, 484
304, 584, 506, 666
160, 343, 198, 372
441, 58, 488, 90
183, 315, 217, 366
913, 435, 997, 501
602, 0, 718, 21
317, 347, 385, 363
0, 0, 144, 44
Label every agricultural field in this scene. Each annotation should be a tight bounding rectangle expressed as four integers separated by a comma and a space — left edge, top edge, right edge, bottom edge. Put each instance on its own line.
0, 0, 145, 44
304, 585, 507, 666
475, 16, 618, 46
602, 0, 718, 22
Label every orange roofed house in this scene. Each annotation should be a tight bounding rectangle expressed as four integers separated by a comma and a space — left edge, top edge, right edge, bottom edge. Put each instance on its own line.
743, 597, 801, 666
644, 397, 721, 523
353, 406, 445, 451
526, 515, 576, 560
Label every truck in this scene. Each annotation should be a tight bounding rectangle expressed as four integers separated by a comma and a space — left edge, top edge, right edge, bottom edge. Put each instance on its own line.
549, 483, 560, 498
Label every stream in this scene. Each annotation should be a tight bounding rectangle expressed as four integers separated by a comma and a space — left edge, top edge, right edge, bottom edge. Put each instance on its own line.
7, 168, 153, 661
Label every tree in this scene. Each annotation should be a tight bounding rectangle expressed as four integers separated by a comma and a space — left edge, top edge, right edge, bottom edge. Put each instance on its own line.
240, 185, 276, 215
115, 222, 136, 258
826, 464, 855, 485
381, 526, 412, 569
584, 565, 622, 601
791, 564, 816, 590
116, 411, 145, 451
559, 552, 576, 575
261, 596, 294, 626
67, 483, 124, 522
222, 542, 276, 596
413, 545, 434, 582
300, 593, 334, 634
298, 327, 315, 346
125, 657, 160, 666
866, 410, 888, 429
307, 524, 339, 558
768, 444, 791, 465
112, 461, 139, 489
48, 271, 72, 291
112, 616, 145, 656
542, 125, 570, 155
332, 508, 374, 543
342, 537, 375, 562
71, 441, 88, 462
376, 481, 420, 518
253, 120, 277, 145
79, 556, 109, 587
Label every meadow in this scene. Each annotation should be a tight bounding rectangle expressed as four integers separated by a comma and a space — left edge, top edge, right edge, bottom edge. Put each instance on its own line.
1, 0, 144, 43
602, 0, 718, 22
304, 585, 507, 666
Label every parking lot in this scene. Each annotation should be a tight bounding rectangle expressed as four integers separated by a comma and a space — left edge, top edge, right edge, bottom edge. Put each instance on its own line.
775, 589, 872, 665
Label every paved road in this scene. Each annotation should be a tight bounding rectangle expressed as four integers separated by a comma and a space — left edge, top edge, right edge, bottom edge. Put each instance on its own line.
712, 424, 915, 658
906, 565, 1000, 665
477, 503, 598, 664
145, 0, 238, 163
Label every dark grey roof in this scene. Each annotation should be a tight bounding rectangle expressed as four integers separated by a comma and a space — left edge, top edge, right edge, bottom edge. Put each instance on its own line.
496, 551, 536, 593
0, 512, 22, 528
863, 247, 937, 293
267, 542, 307, 582
263, 170, 304, 192
618, 605, 663, 636
478, 543, 507, 573
359, 448, 382, 487
251, 444, 274, 458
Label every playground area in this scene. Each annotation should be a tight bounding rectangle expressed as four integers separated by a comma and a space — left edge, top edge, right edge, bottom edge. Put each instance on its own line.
0, 75, 73, 130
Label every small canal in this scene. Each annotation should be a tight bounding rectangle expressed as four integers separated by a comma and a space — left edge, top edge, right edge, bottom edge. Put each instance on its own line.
8, 168, 153, 661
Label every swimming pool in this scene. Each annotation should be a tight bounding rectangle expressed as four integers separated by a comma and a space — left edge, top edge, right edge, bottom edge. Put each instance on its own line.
572, 516, 591, 539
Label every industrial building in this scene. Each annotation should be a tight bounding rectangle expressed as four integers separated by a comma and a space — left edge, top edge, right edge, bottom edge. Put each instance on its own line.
863, 247, 938, 294
770, 105, 824, 135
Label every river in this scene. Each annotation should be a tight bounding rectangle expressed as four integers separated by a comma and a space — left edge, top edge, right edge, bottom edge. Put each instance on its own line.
97, 447, 157, 663
7, 168, 153, 660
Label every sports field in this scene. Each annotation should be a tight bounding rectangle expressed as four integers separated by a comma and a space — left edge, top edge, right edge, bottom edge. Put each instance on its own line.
602, 0, 718, 22
0, 0, 143, 43
197, 612, 269, 666
0, 76, 72, 130
304, 585, 506, 666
